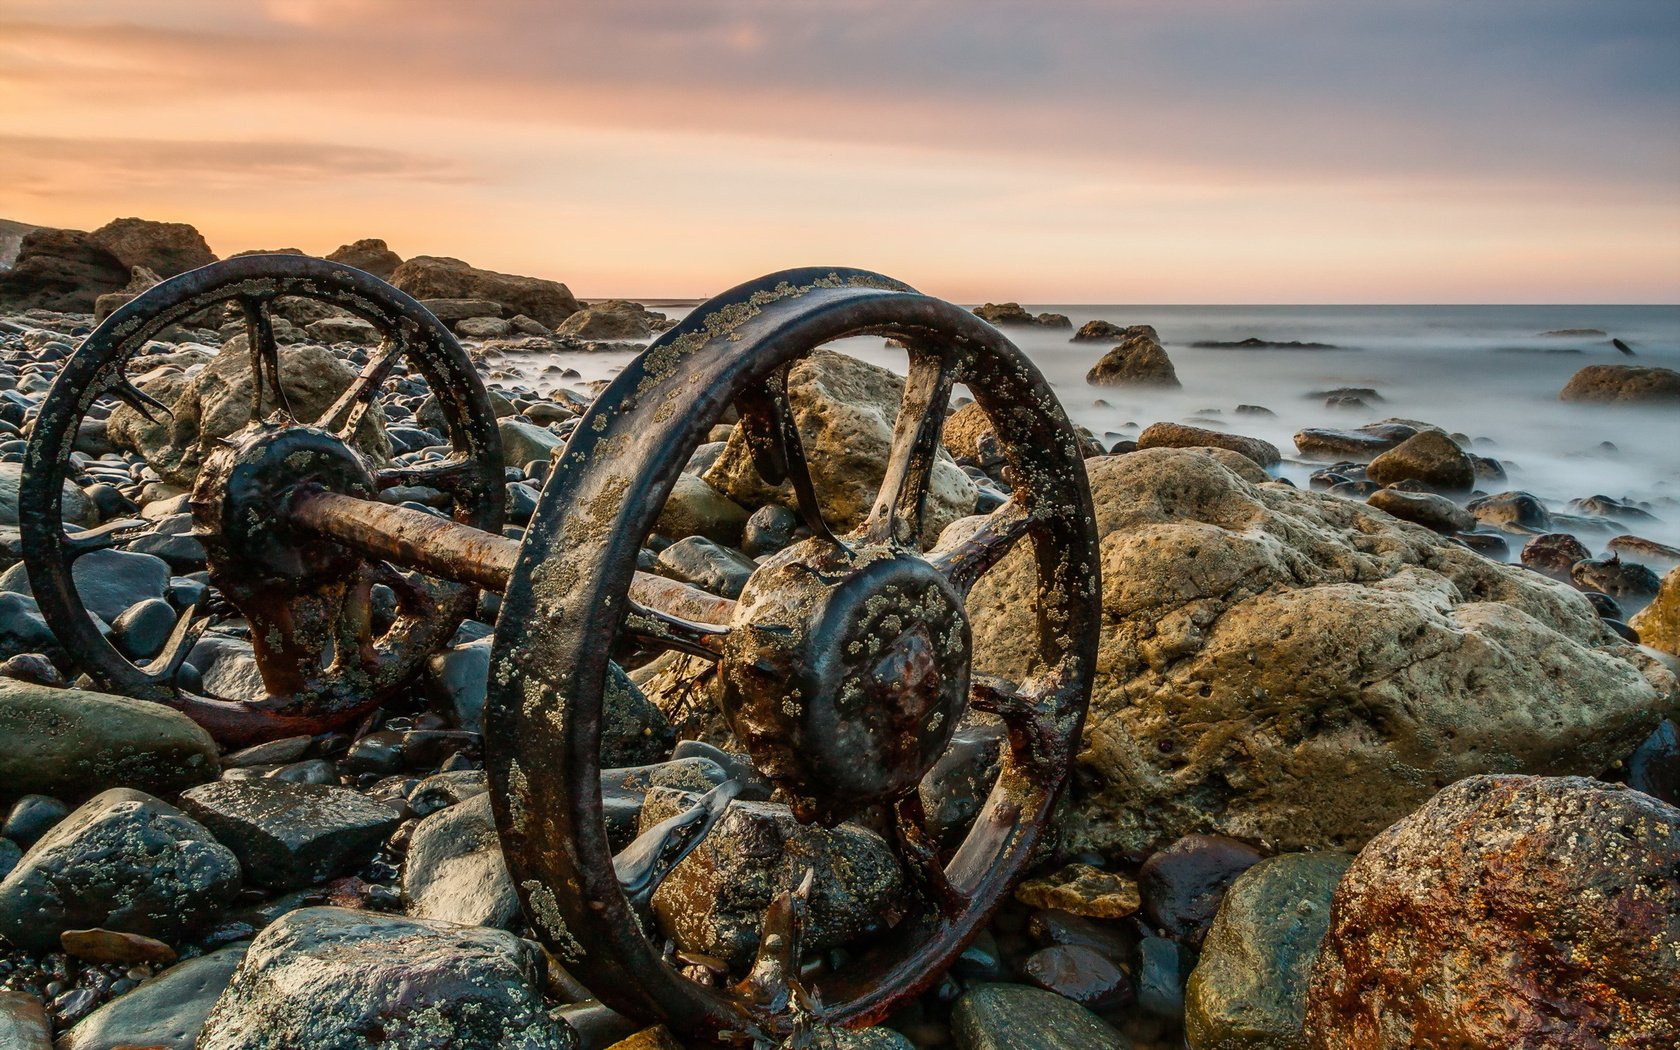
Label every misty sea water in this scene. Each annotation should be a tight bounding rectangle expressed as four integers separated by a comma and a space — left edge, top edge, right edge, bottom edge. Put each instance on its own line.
554, 303, 1680, 552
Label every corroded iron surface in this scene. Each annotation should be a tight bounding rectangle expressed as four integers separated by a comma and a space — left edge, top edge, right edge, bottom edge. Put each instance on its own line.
19, 255, 505, 746
484, 267, 1101, 1045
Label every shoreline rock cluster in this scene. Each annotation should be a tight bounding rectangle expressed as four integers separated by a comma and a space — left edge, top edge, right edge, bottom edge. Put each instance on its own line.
0, 226, 1674, 1049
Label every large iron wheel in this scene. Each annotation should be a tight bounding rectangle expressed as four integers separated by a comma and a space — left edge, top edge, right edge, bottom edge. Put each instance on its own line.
19, 255, 504, 746
487, 268, 1100, 1045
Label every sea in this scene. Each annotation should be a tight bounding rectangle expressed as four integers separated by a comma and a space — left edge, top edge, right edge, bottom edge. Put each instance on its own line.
540, 304, 1680, 553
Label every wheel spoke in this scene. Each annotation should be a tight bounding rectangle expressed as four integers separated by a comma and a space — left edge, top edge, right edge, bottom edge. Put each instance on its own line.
927, 498, 1031, 596
100, 372, 172, 423
375, 457, 483, 495
64, 518, 152, 558
240, 296, 292, 421
737, 868, 821, 1020
735, 368, 837, 545
893, 793, 966, 918
139, 603, 208, 683
614, 779, 753, 912
624, 598, 727, 660
318, 333, 405, 439
865, 348, 959, 547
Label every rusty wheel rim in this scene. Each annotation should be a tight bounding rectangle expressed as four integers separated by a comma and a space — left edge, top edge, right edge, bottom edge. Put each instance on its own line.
19, 255, 504, 746
487, 268, 1100, 1044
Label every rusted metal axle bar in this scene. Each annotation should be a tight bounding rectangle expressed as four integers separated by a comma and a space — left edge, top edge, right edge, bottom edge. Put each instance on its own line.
286, 487, 736, 626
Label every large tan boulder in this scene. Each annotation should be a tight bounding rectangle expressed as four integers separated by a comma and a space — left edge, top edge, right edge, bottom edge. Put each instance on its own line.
1559, 364, 1680, 404
88, 218, 215, 278
108, 342, 390, 486
963, 448, 1676, 855
1631, 566, 1680, 656
390, 256, 578, 327
1137, 422, 1279, 468
324, 238, 401, 280
0, 227, 128, 313
1086, 332, 1181, 388
703, 350, 977, 544
553, 299, 667, 340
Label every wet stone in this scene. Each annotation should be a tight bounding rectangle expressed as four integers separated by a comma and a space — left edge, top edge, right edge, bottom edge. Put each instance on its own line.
196, 906, 571, 1050
655, 536, 757, 598
1365, 488, 1474, 534
107, 596, 177, 661
1468, 490, 1554, 533
178, 780, 399, 891
1184, 851, 1352, 1049
1627, 719, 1679, 805
60, 926, 178, 965
1028, 909, 1138, 965
4, 794, 69, 849
0, 990, 50, 1050
950, 983, 1128, 1050
0, 788, 241, 952
401, 791, 518, 929
0, 547, 169, 622
1015, 863, 1141, 919
1139, 834, 1265, 945
1572, 555, 1662, 602
1135, 935, 1190, 1021
55, 944, 246, 1050
741, 502, 800, 557
222, 735, 313, 769
1521, 532, 1592, 579
1365, 431, 1473, 495
1021, 944, 1131, 1010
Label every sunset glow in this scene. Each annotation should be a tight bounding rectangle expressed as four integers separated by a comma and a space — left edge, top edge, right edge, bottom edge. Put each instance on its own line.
3, 0, 1677, 302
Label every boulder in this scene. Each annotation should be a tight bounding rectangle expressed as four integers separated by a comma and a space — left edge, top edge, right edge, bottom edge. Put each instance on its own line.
390, 256, 579, 328
0, 788, 240, 951
1467, 490, 1553, 532
641, 791, 903, 968
1184, 851, 1351, 1050
197, 907, 569, 1050
1136, 422, 1280, 468
324, 238, 402, 280
554, 300, 666, 340
704, 350, 977, 544
950, 984, 1127, 1050
1364, 430, 1473, 494
1072, 320, 1156, 343
498, 418, 564, 466
964, 448, 1677, 855
93, 264, 164, 322
107, 341, 390, 486
0, 546, 169, 623
653, 473, 749, 546
1086, 333, 1181, 388
940, 401, 997, 462
1292, 421, 1427, 462
0, 227, 129, 313
87, 218, 215, 278
1559, 364, 1680, 404
1630, 567, 1679, 655
1305, 775, 1680, 1048
1364, 488, 1474, 534
401, 791, 518, 929
57, 944, 246, 1050
178, 780, 398, 890
972, 303, 1069, 328
0, 679, 219, 802
0, 991, 48, 1050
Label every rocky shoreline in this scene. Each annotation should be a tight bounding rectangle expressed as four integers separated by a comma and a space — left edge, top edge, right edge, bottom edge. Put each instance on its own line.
0, 220, 1676, 1049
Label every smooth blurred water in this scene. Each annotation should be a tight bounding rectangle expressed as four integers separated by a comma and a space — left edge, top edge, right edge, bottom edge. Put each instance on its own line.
525, 303, 1680, 551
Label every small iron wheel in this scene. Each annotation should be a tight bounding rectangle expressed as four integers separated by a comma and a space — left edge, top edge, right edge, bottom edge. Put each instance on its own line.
20, 255, 504, 746
487, 268, 1101, 1044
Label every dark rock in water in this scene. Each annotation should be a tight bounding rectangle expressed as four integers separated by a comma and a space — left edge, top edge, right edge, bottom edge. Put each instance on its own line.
1135, 935, 1190, 1020
1192, 337, 1339, 350
407, 769, 488, 818
402, 791, 518, 929
196, 907, 570, 1049
0, 546, 169, 622
655, 535, 756, 598
0, 838, 18, 879
1184, 851, 1351, 1048
1020, 944, 1131, 1010
1541, 328, 1608, 337
1470, 454, 1506, 483
1139, 834, 1265, 946
1086, 332, 1180, 388
639, 791, 902, 968
949, 983, 1127, 1050
653, 473, 748, 546
1324, 395, 1368, 409
108, 596, 179, 661
1366, 489, 1474, 534
1613, 337, 1635, 356
1468, 490, 1553, 532
1603, 618, 1640, 643
1608, 534, 1680, 572
1136, 422, 1279, 468
178, 780, 399, 891
1305, 386, 1382, 402
1579, 590, 1624, 620
0, 990, 50, 1050
57, 944, 246, 1050
1365, 431, 1473, 495
0, 679, 219, 800
973, 303, 1070, 328
0, 651, 64, 687
1292, 421, 1418, 462
3, 794, 69, 849
1521, 532, 1591, 579
0, 788, 241, 952
1028, 909, 1138, 965
1626, 719, 1679, 806
1071, 320, 1156, 343
1453, 532, 1510, 560
1571, 495, 1661, 525
1571, 555, 1661, 601
1559, 364, 1680, 404
1235, 404, 1276, 417
1306, 775, 1680, 1048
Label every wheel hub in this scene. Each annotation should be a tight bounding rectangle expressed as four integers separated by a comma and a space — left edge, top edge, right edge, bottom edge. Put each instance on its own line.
719, 538, 972, 826
192, 422, 375, 590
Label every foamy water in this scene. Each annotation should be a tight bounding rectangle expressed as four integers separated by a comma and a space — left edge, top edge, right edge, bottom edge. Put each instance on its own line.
516, 303, 1680, 553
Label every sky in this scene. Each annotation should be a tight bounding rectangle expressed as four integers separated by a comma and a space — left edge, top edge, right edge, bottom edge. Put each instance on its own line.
2, 1, 1677, 303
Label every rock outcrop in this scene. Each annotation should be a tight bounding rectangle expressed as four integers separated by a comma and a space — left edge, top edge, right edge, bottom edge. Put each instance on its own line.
390, 256, 579, 328
0, 227, 129, 313
1086, 330, 1181, 388
324, 238, 402, 280
553, 299, 668, 340
1559, 364, 1680, 403
87, 218, 215, 278
962, 448, 1677, 855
